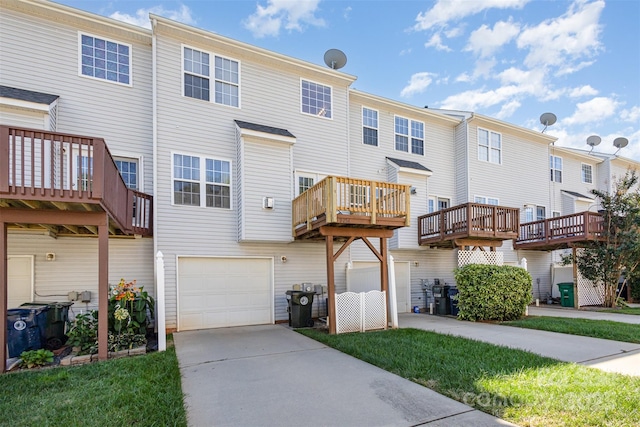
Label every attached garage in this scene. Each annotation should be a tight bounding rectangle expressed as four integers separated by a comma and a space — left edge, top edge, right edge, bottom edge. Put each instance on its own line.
177, 257, 273, 331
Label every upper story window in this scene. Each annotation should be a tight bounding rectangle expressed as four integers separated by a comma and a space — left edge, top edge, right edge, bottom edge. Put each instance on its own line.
80, 34, 131, 85
428, 196, 450, 213
301, 80, 332, 118
581, 163, 593, 184
395, 116, 424, 155
114, 158, 138, 190
478, 128, 501, 164
362, 107, 378, 146
550, 155, 563, 183
183, 46, 239, 107
474, 196, 499, 205
173, 153, 231, 209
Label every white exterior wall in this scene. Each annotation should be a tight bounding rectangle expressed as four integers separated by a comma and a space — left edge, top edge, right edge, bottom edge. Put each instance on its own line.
453, 121, 469, 204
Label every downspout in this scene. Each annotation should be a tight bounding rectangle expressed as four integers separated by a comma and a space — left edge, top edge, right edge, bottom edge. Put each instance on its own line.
346, 87, 352, 264
152, 18, 158, 285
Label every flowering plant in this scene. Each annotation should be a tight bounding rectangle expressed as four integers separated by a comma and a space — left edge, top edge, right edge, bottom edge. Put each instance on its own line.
108, 278, 154, 336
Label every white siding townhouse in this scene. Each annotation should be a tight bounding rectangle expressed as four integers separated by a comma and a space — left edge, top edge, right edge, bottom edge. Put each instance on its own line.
1, 0, 638, 365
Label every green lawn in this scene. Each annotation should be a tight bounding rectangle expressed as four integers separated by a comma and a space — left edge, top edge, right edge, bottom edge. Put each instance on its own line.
600, 307, 640, 315
300, 328, 640, 427
0, 347, 187, 427
503, 316, 640, 343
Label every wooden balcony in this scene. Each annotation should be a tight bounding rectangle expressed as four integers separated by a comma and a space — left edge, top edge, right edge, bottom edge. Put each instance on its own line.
514, 211, 604, 251
0, 126, 153, 237
292, 176, 410, 240
418, 203, 520, 249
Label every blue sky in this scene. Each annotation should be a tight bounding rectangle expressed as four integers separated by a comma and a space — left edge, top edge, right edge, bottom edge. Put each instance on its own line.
58, 0, 639, 161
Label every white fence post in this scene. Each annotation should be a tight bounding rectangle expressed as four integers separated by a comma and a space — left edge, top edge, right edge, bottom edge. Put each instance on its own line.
520, 257, 528, 271
155, 251, 166, 352
388, 255, 398, 329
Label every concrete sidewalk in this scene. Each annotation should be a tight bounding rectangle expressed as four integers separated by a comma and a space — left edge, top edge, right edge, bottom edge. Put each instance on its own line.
527, 305, 640, 324
399, 313, 640, 376
174, 325, 515, 427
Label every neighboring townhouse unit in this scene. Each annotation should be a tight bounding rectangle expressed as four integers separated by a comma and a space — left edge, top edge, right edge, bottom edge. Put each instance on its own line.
1, 1, 638, 366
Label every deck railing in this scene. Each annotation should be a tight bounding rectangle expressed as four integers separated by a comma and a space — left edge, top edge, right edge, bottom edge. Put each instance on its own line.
516, 211, 603, 247
418, 203, 520, 244
292, 176, 410, 234
0, 125, 152, 235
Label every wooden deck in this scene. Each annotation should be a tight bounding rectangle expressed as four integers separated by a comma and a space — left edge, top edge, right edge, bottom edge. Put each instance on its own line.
0, 125, 153, 237
418, 203, 520, 249
292, 176, 410, 240
514, 211, 604, 251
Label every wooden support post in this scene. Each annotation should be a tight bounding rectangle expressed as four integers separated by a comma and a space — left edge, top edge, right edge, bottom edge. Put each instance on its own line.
0, 220, 7, 373
572, 247, 579, 308
326, 235, 337, 334
98, 219, 109, 360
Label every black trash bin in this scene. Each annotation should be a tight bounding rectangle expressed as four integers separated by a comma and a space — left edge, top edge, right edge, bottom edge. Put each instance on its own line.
6, 307, 48, 358
21, 302, 73, 349
448, 287, 460, 316
285, 290, 315, 328
432, 284, 451, 315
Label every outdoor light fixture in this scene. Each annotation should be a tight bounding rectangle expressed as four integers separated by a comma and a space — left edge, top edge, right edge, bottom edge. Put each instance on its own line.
45, 252, 56, 261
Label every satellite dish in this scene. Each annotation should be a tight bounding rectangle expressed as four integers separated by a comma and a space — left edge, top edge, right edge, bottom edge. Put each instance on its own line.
613, 137, 629, 150
324, 49, 347, 70
539, 112, 557, 133
586, 135, 601, 147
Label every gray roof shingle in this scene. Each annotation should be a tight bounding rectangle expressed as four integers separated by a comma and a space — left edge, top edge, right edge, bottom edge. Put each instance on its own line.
386, 157, 432, 172
562, 190, 594, 200
234, 120, 295, 138
0, 86, 59, 105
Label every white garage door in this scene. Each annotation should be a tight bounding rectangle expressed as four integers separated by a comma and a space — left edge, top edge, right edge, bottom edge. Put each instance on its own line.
8, 256, 34, 309
177, 257, 273, 331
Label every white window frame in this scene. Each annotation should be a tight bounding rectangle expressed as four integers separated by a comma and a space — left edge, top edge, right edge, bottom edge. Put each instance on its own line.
410, 120, 425, 155
182, 44, 240, 108
581, 163, 593, 184
362, 107, 378, 147
524, 204, 546, 222
300, 79, 332, 119
171, 151, 232, 209
474, 196, 499, 205
477, 127, 502, 164
78, 32, 132, 87
428, 196, 450, 213
550, 155, 563, 183
294, 170, 327, 197
113, 154, 143, 192
394, 115, 424, 155
552, 210, 561, 218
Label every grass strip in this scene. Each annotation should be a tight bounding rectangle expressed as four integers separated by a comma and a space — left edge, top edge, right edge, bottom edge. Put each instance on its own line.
300, 328, 640, 427
503, 316, 640, 343
0, 347, 187, 427
600, 307, 640, 315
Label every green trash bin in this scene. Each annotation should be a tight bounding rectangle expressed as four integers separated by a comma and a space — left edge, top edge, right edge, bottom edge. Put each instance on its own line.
20, 302, 73, 349
557, 283, 575, 308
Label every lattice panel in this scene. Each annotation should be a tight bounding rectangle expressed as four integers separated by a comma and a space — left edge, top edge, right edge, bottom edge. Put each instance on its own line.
335, 291, 387, 334
458, 250, 504, 267
363, 291, 387, 331
577, 269, 604, 307
336, 292, 362, 334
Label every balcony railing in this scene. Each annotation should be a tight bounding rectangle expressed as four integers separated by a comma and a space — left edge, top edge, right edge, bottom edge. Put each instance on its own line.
515, 211, 603, 250
418, 203, 520, 247
292, 176, 410, 238
0, 125, 152, 236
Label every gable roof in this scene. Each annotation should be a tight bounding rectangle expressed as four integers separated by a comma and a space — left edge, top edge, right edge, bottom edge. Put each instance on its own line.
386, 157, 432, 172
0, 86, 59, 105
234, 120, 295, 138
561, 190, 594, 201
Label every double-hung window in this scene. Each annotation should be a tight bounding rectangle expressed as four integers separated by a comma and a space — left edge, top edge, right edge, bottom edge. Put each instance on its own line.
362, 107, 378, 146
301, 80, 332, 118
80, 33, 131, 85
478, 128, 501, 164
524, 205, 546, 222
428, 196, 450, 213
173, 153, 231, 209
114, 158, 138, 190
395, 116, 424, 155
581, 163, 593, 184
183, 46, 239, 107
550, 155, 562, 182
474, 196, 499, 205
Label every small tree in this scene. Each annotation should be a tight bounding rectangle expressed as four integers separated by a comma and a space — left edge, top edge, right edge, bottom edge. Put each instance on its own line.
573, 170, 640, 307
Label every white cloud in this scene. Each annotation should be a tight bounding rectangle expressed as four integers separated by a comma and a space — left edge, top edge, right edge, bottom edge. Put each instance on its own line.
424, 33, 452, 52
569, 85, 598, 98
496, 100, 521, 119
439, 85, 522, 111
243, 0, 325, 38
517, 0, 604, 70
471, 58, 497, 80
555, 60, 595, 76
400, 72, 437, 98
109, 4, 195, 29
444, 26, 464, 38
620, 106, 640, 123
562, 96, 620, 126
455, 73, 471, 83
465, 20, 520, 58
413, 0, 529, 31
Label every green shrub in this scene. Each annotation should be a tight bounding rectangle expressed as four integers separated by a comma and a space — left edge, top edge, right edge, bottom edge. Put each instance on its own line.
454, 264, 531, 321
20, 349, 54, 368
66, 311, 98, 355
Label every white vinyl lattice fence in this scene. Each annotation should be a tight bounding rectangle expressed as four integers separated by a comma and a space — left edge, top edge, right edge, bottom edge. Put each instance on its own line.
335, 291, 387, 334
458, 250, 504, 267
577, 269, 604, 307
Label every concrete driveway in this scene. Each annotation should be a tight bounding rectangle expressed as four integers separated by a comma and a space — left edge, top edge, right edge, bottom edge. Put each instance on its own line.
174, 325, 514, 427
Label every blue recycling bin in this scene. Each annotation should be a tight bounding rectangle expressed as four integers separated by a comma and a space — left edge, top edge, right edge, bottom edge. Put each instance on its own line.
6, 306, 48, 358
448, 287, 460, 316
